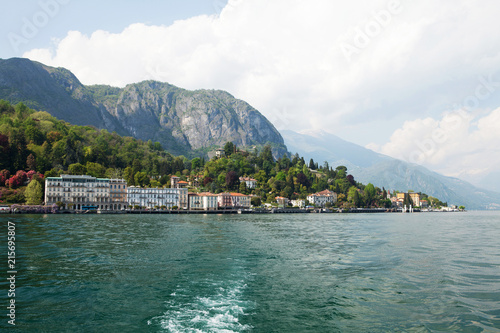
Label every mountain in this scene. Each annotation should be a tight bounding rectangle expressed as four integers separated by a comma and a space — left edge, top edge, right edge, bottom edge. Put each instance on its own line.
0, 58, 287, 157
282, 130, 500, 210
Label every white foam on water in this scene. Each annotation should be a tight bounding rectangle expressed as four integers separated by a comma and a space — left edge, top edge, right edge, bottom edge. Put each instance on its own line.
148, 279, 254, 332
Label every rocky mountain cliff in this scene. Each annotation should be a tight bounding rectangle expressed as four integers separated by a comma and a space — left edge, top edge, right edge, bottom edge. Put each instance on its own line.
0, 58, 287, 157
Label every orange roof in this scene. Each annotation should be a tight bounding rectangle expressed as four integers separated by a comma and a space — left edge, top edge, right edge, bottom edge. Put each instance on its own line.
239, 177, 257, 181
178, 181, 189, 184
308, 189, 335, 196
229, 192, 248, 197
198, 192, 217, 197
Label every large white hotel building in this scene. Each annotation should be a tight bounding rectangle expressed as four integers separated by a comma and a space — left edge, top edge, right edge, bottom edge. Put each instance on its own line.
44, 175, 127, 210
126, 186, 188, 209
45, 175, 188, 210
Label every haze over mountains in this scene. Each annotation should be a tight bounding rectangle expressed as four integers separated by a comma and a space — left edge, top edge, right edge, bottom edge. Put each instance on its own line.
1, 57, 499, 209
283, 130, 500, 210
0, 58, 287, 157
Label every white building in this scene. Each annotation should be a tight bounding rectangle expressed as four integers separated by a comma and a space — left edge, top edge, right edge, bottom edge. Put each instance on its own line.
215, 148, 225, 158
307, 189, 337, 207
239, 177, 257, 189
127, 186, 188, 209
218, 193, 251, 209
189, 192, 218, 210
45, 175, 127, 210
276, 196, 289, 208
291, 199, 306, 208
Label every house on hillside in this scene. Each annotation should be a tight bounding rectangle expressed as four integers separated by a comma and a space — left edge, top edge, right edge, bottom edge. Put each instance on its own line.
307, 189, 337, 207
239, 177, 257, 189
215, 148, 225, 158
275, 196, 289, 208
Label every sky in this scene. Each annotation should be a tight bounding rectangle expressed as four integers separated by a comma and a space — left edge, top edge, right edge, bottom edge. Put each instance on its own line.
2, 0, 500, 191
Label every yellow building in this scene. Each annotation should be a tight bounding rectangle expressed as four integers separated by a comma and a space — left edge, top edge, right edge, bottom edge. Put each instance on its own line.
396, 192, 421, 207
409, 193, 421, 207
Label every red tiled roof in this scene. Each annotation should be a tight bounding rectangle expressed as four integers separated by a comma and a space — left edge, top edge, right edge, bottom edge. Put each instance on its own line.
230, 192, 248, 197
239, 177, 257, 181
308, 190, 335, 197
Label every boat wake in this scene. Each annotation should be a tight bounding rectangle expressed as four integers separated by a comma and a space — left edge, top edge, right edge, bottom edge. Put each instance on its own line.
148, 277, 254, 332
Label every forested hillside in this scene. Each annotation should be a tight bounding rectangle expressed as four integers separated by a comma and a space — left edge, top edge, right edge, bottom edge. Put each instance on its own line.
0, 100, 446, 208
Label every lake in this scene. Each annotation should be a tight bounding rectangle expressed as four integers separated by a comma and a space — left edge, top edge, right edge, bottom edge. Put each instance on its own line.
1, 211, 499, 332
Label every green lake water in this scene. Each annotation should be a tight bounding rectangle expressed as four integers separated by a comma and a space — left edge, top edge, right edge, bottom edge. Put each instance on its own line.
1, 211, 499, 332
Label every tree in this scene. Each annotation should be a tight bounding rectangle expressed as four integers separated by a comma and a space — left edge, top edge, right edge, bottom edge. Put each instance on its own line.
47, 131, 62, 143
191, 157, 202, 170
10, 129, 28, 171
224, 142, 235, 157
0, 169, 11, 186
0, 134, 11, 170
134, 172, 150, 187
283, 185, 293, 199
348, 186, 361, 207
239, 181, 248, 194
364, 183, 376, 207
25, 125, 45, 145
404, 194, 414, 208
44, 168, 61, 178
68, 163, 87, 175
123, 167, 135, 185
153, 142, 163, 151
25, 179, 43, 205
9, 170, 28, 188
346, 174, 356, 186
336, 166, 347, 178
225, 171, 239, 190
336, 193, 346, 206
147, 139, 154, 150
251, 196, 262, 207
380, 199, 392, 208
309, 158, 316, 170
259, 145, 274, 165
85, 162, 106, 178
26, 153, 37, 171
296, 172, 310, 188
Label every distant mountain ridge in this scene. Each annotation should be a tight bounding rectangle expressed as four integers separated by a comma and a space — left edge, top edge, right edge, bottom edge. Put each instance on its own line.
0, 58, 287, 157
282, 130, 500, 210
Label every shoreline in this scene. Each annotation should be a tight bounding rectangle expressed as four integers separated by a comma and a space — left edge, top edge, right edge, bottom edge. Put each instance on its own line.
1, 208, 464, 215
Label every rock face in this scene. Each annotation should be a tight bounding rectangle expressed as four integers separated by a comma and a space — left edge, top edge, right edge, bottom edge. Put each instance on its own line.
0, 58, 287, 157
111, 81, 286, 155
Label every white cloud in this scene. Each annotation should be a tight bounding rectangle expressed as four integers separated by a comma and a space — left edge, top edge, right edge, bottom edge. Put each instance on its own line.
370, 108, 500, 190
22, 0, 500, 187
